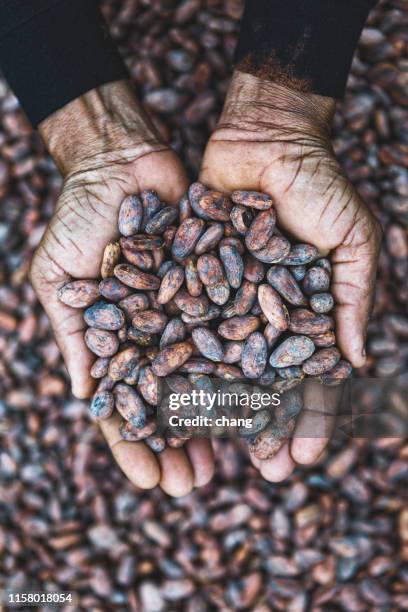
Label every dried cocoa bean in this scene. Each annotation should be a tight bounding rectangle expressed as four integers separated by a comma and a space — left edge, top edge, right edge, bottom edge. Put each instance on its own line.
99, 278, 132, 302
302, 266, 331, 295
231, 190, 273, 210
157, 265, 185, 304
101, 241, 121, 279
172, 218, 205, 259
302, 347, 341, 375
270, 335, 316, 367
267, 265, 307, 306
241, 332, 268, 378
218, 316, 260, 340
114, 264, 160, 290
258, 285, 289, 331
160, 318, 186, 349
289, 309, 334, 336
118, 194, 143, 236
145, 206, 179, 235
230, 205, 253, 234
85, 328, 119, 358
132, 309, 168, 334
108, 346, 140, 381
137, 366, 163, 405
310, 293, 335, 313
281, 244, 319, 266
118, 293, 149, 318
192, 327, 224, 362
89, 391, 115, 420
198, 190, 232, 221
195, 223, 224, 254
223, 341, 243, 364
173, 289, 209, 316
251, 235, 291, 263
152, 341, 193, 376
245, 208, 276, 251
114, 383, 146, 428
84, 301, 125, 331
184, 255, 203, 297
219, 244, 244, 289
58, 280, 100, 308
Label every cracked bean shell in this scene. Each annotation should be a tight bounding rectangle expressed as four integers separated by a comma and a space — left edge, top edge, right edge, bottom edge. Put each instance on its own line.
132, 309, 168, 334
302, 347, 341, 375
258, 285, 289, 331
114, 264, 160, 290
84, 301, 125, 330
85, 328, 119, 357
58, 280, 100, 308
242, 332, 268, 378
172, 217, 205, 260
219, 244, 244, 289
270, 335, 316, 367
192, 327, 224, 362
108, 346, 140, 381
158, 265, 185, 304
114, 383, 146, 428
152, 341, 193, 376
231, 190, 273, 210
267, 265, 307, 306
198, 190, 232, 221
118, 194, 143, 236
230, 205, 253, 234
245, 207, 276, 251
218, 316, 260, 340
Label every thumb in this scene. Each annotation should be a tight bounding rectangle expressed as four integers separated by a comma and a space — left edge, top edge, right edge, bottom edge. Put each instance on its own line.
30, 253, 96, 399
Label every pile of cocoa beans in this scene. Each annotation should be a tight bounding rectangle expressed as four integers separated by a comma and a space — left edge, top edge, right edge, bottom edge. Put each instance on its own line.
58, 183, 351, 458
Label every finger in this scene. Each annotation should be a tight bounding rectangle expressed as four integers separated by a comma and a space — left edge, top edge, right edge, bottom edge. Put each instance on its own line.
132, 150, 190, 205
331, 216, 381, 368
157, 447, 195, 497
290, 380, 341, 465
30, 257, 95, 399
99, 413, 160, 490
186, 438, 215, 487
258, 443, 295, 482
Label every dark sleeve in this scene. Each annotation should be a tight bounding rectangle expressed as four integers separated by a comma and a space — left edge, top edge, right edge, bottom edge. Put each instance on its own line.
0, 0, 128, 126
234, 0, 377, 98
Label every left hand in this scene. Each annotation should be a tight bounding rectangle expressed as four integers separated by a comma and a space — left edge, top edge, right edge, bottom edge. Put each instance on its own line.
200, 71, 382, 481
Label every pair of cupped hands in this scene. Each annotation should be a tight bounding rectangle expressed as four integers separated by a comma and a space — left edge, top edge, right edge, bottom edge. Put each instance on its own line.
30, 74, 381, 497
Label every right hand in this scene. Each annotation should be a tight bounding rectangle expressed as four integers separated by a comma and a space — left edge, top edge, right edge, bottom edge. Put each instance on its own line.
30, 81, 215, 496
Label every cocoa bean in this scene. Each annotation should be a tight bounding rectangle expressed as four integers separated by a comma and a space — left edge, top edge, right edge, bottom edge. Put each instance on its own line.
118, 293, 149, 318
101, 241, 121, 279
127, 327, 156, 347
184, 255, 203, 297
173, 289, 209, 316
319, 359, 353, 385
114, 383, 146, 428
303, 266, 331, 295
172, 218, 205, 259
302, 347, 341, 375
85, 328, 119, 358
310, 293, 335, 314
222, 280, 257, 318
179, 194, 193, 222
108, 346, 140, 381
195, 223, 224, 254
118, 194, 143, 237
270, 336, 316, 367
137, 366, 163, 406
140, 189, 162, 229
145, 206, 179, 235
258, 285, 289, 331
89, 391, 115, 420
245, 208, 276, 251
122, 249, 155, 271
198, 190, 232, 221
58, 280, 100, 308
178, 357, 216, 375
219, 236, 246, 255
218, 316, 260, 340
281, 244, 319, 265
197, 254, 224, 286
214, 363, 244, 380
120, 235, 164, 252
312, 330, 337, 347
250, 419, 296, 460
120, 420, 157, 442
192, 327, 224, 362
157, 265, 185, 304
251, 235, 291, 263
160, 318, 186, 349
132, 309, 168, 334
90, 357, 110, 379
205, 279, 230, 305
114, 264, 160, 290
289, 309, 334, 336
219, 244, 244, 289
267, 265, 307, 306
241, 332, 268, 378
99, 278, 132, 302
231, 190, 273, 210
244, 255, 265, 283
152, 341, 193, 376
230, 205, 253, 234
84, 301, 125, 331
223, 341, 243, 364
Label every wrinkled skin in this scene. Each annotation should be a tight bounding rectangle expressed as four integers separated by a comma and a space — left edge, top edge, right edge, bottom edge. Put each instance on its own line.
200, 71, 382, 482
30, 135, 215, 497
